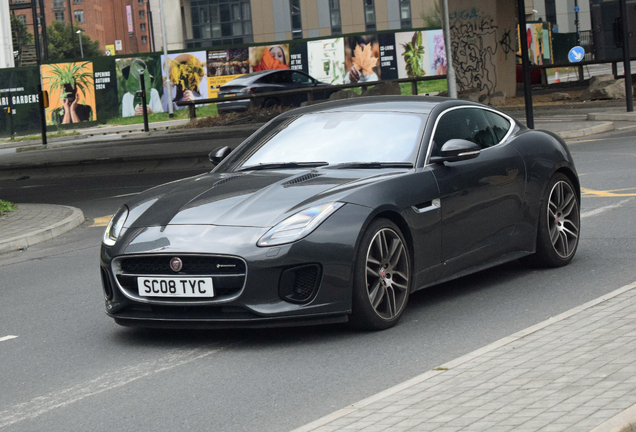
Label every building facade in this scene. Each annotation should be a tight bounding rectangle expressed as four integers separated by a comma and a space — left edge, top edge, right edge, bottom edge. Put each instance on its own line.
527, 0, 592, 33
10, 0, 154, 56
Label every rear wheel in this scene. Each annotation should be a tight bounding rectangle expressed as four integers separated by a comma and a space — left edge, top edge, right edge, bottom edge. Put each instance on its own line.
262, 98, 279, 109
524, 173, 580, 267
350, 219, 411, 330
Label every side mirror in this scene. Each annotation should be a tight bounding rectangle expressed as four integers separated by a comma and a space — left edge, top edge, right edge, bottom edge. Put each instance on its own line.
430, 139, 481, 164
209, 146, 232, 165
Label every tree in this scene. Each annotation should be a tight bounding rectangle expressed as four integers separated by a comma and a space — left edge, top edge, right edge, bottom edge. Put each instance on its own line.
47, 21, 103, 61
10, 14, 34, 50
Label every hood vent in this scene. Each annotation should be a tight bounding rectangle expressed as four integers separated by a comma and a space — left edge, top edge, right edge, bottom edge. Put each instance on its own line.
282, 173, 323, 187
213, 175, 242, 188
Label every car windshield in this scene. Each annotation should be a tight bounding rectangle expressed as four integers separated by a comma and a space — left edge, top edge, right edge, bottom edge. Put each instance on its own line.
237, 111, 424, 170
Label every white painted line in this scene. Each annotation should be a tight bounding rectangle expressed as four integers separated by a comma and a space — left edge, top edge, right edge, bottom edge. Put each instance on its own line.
0, 335, 18, 342
291, 280, 636, 432
581, 198, 632, 219
0, 343, 239, 429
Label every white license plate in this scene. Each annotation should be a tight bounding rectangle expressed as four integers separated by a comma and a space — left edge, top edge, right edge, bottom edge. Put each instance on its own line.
138, 277, 214, 298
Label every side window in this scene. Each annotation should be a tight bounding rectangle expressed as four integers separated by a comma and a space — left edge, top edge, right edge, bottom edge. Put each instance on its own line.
257, 71, 292, 84
484, 111, 511, 143
291, 71, 313, 84
431, 108, 497, 155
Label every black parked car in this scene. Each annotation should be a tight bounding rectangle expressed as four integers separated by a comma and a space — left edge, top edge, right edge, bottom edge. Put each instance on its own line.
100, 96, 580, 330
216, 70, 333, 113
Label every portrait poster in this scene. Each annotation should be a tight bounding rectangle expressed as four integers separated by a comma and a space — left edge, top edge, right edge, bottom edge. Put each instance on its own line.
41, 61, 96, 126
249, 45, 290, 72
161, 51, 208, 112
116, 56, 165, 117
396, 30, 446, 79
307, 38, 345, 84
343, 35, 381, 84
207, 48, 249, 99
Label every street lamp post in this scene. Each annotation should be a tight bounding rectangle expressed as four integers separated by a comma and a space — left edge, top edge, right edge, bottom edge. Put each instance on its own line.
76, 30, 83, 58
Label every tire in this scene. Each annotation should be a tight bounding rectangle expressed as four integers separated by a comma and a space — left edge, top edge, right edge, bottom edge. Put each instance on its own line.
524, 173, 580, 267
262, 98, 279, 109
350, 219, 411, 330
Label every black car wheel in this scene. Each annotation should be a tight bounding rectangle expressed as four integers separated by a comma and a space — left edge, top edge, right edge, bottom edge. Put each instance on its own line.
262, 98, 279, 109
526, 173, 580, 267
351, 219, 411, 330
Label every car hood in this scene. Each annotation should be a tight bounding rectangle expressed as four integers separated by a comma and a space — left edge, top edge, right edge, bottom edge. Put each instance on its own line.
124, 169, 406, 229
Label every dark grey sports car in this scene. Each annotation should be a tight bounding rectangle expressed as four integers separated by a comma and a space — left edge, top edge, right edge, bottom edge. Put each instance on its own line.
100, 96, 580, 330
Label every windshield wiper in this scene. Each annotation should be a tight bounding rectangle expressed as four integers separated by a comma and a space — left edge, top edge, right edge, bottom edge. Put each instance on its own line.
328, 162, 414, 169
237, 161, 329, 172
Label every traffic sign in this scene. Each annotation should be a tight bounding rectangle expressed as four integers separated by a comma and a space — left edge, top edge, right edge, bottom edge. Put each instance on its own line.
568, 46, 585, 62
574, 6, 580, 12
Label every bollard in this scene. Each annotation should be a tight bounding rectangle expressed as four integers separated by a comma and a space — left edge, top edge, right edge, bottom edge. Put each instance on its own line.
189, 103, 196, 120
411, 81, 418, 95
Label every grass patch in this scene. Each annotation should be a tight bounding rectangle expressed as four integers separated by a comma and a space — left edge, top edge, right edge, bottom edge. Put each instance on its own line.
0, 200, 17, 216
0, 130, 80, 143
105, 104, 219, 126
400, 79, 448, 95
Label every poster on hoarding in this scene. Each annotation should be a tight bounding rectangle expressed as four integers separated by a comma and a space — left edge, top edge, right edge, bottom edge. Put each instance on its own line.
207, 48, 248, 98
249, 45, 290, 72
116, 56, 164, 117
307, 38, 345, 84
343, 35, 381, 84
395, 30, 446, 79
0, 67, 42, 137
41, 61, 96, 125
161, 51, 208, 112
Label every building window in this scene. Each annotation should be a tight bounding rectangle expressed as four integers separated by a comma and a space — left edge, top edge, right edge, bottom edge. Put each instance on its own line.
329, 0, 341, 35
399, 0, 411, 28
73, 0, 82, 4
191, 0, 253, 45
138, 0, 144, 5
16, 14, 27, 25
74, 10, 84, 23
290, 0, 302, 39
139, 10, 145, 19
141, 35, 148, 44
52, 0, 64, 10
364, 0, 375, 30
54, 11, 64, 23
140, 22, 146, 31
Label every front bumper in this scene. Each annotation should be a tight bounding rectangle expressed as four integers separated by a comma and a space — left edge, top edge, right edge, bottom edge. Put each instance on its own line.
100, 204, 372, 328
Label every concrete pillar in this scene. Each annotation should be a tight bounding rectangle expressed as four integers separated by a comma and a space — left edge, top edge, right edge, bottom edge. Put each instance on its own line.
447, 0, 516, 97
0, 0, 15, 69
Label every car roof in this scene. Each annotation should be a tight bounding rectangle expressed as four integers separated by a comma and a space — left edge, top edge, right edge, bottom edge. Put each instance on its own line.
222, 69, 291, 85
276, 96, 481, 117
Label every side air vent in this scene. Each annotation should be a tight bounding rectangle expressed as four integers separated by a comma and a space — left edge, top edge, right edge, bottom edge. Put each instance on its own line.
279, 264, 322, 303
282, 173, 322, 187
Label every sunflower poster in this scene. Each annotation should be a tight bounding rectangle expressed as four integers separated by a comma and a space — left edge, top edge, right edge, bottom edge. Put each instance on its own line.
41, 62, 96, 126
161, 51, 208, 112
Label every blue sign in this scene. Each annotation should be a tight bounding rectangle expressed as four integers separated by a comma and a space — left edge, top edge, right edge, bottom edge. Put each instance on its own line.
574, 6, 580, 12
568, 46, 585, 63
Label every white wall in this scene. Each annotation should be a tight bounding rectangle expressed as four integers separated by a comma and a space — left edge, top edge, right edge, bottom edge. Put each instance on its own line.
0, 0, 15, 69
150, 0, 186, 51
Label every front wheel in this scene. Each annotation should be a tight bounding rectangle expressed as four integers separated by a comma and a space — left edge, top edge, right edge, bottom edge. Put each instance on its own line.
524, 173, 580, 267
350, 219, 411, 330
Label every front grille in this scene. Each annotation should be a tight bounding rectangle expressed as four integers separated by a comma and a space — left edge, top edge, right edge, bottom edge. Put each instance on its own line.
119, 256, 245, 275
112, 254, 247, 304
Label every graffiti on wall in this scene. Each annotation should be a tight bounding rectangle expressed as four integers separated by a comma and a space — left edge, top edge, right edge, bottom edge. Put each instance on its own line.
449, 9, 503, 95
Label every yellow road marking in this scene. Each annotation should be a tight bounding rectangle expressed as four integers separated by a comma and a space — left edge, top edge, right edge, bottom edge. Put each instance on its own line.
90, 215, 112, 227
582, 187, 636, 197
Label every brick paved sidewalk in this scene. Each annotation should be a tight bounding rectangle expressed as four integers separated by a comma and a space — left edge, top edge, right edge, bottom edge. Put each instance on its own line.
293, 283, 636, 432
0, 204, 84, 254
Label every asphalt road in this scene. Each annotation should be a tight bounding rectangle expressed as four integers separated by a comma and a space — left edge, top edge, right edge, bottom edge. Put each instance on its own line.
1, 129, 636, 431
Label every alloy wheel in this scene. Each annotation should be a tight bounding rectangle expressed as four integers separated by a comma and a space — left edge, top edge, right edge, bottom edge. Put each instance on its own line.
547, 180, 580, 258
365, 228, 410, 320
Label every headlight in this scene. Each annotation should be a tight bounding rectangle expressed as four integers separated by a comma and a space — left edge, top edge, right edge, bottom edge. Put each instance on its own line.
257, 202, 344, 247
102, 206, 129, 246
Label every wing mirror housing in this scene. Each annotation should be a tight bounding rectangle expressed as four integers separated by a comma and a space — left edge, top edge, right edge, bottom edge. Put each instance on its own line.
209, 146, 232, 165
430, 139, 481, 164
